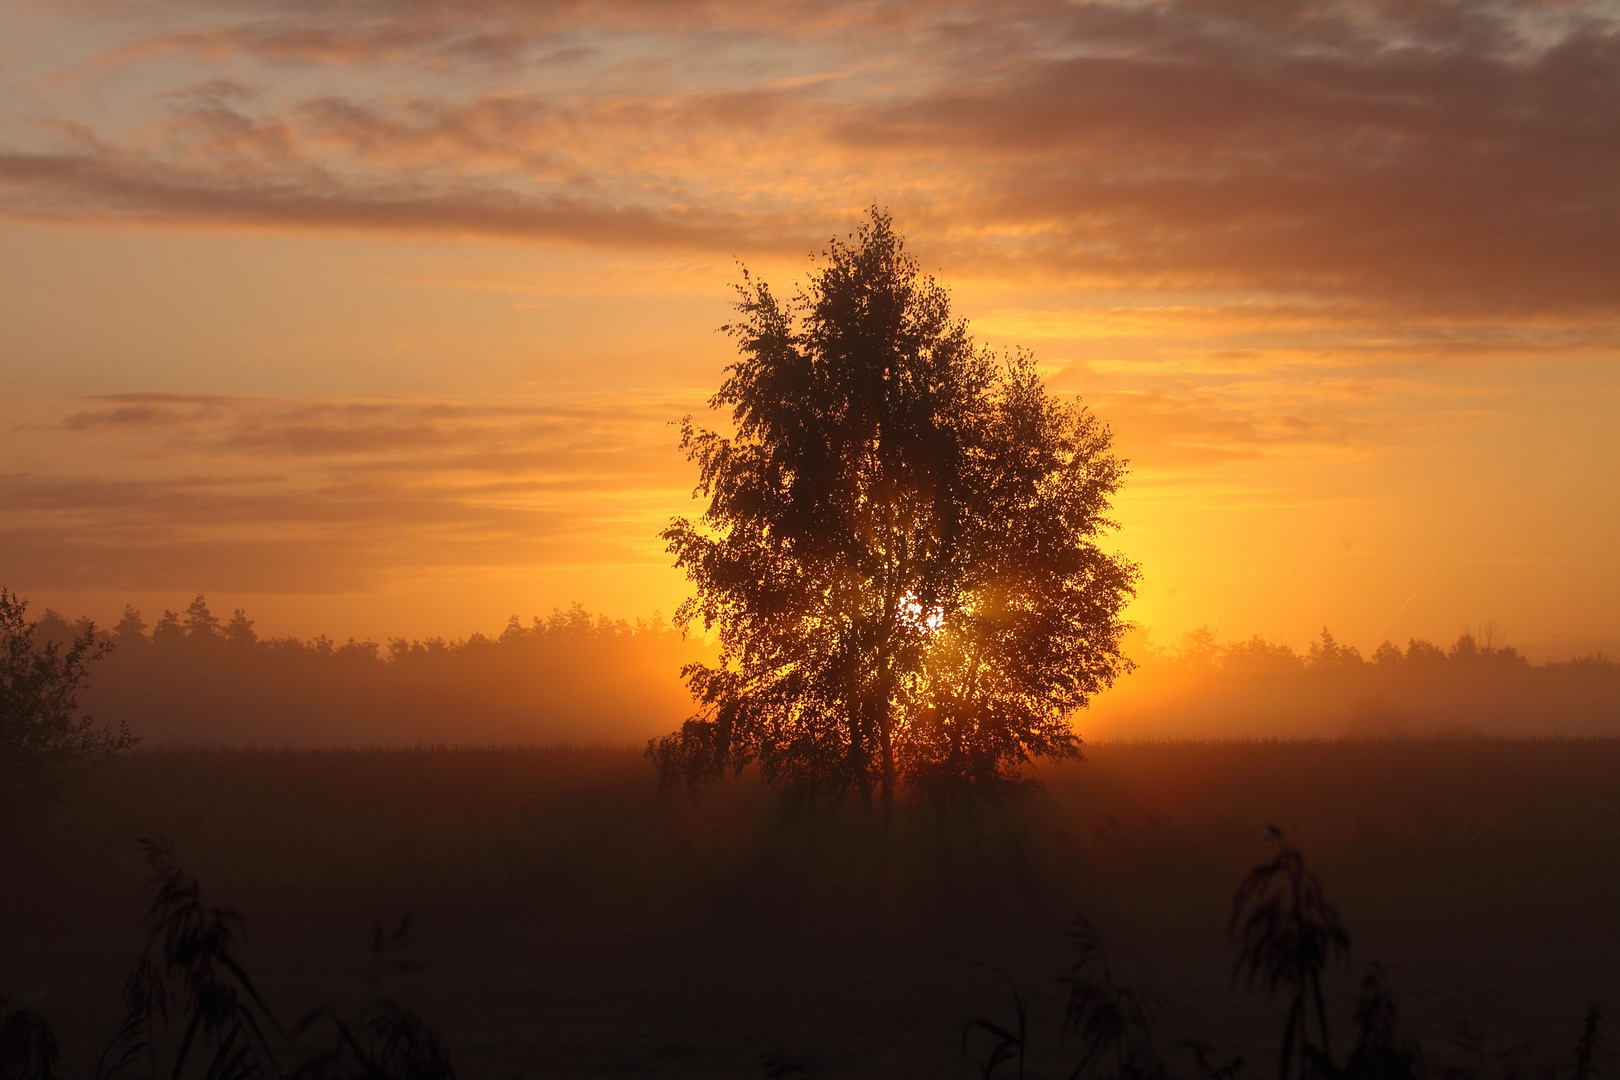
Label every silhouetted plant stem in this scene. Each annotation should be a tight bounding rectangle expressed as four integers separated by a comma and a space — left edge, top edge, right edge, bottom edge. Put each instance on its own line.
963, 968, 1028, 1080
0, 996, 59, 1080
1230, 827, 1350, 1080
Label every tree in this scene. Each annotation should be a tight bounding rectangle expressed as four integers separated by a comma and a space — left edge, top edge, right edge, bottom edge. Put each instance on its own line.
650, 211, 1137, 807
0, 587, 136, 796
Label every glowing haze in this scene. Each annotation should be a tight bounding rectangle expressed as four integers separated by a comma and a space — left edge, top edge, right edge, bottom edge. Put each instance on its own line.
2, 0, 1617, 657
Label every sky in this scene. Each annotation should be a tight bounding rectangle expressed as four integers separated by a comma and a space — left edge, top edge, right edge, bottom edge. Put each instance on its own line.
2, 0, 1617, 657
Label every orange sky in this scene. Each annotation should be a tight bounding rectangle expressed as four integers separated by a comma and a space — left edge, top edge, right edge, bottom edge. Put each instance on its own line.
2, 0, 1617, 658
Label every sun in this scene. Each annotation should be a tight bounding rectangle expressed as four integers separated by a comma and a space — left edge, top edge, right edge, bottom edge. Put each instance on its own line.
900, 591, 946, 635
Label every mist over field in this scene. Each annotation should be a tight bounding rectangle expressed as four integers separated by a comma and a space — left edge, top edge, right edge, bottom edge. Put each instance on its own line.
35, 599, 704, 748
1085, 628, 1620, 741
10, 588, 1620, 1079
7, 740, 1620, 1079
26, 598, 1620, 749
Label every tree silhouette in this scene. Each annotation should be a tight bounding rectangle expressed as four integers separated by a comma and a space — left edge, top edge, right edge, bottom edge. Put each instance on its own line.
0, 587, 135, 797
650, 211, 1138, 806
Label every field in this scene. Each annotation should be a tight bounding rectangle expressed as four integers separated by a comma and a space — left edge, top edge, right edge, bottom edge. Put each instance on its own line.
5, 739, 1620, 1079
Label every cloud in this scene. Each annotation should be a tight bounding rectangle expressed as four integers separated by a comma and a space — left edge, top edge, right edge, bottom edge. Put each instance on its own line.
0, 147, 813, 252
849, 4, 1620, 310
50, 393, 697, 478
1088, 384, 1385, 470
7, 376, 1429, 590
3, 393, 697, 592
52, 0, 917, 74
4, 0, 1616, 316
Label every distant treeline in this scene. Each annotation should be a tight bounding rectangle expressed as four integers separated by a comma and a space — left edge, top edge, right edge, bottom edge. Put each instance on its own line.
35, 598, 710, 747
30, 600, 1620, 746
1088, 626, 1620, 739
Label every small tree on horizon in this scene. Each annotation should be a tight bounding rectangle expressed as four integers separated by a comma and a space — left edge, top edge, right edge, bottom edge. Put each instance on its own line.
650, 211, 1138, 807
0, 587, 135, 799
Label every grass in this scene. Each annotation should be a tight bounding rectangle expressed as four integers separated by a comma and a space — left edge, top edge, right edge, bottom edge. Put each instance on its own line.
3, 739, 1619, 1078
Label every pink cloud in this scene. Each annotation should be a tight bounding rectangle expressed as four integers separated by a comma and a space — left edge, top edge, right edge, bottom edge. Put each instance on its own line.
5, 0, 1616, 315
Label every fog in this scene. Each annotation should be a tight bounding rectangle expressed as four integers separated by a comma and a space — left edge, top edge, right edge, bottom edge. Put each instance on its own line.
31, 601, 1620, 748
1085, 627, 1620, 740
37, 598, 708, 748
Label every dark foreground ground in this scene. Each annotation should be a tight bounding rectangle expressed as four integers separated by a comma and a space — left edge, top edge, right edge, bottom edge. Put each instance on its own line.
4, 739, 1619, 1078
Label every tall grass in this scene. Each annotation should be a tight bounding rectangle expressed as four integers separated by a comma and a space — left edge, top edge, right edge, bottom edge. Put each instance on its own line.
61, 841, 456, 1080
5, 742, 1618, 1077
964, 832, 1596, 1080
0, 997, 57, 1080
97, 840, 283, 1080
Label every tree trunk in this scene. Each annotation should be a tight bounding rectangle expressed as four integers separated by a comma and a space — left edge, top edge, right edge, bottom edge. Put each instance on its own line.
875, 662, 896, 812
852, 709, 872, 809
879, 706, 896, 812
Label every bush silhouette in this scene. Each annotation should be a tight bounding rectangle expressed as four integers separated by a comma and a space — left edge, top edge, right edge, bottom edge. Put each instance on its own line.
0, 588, 133, 802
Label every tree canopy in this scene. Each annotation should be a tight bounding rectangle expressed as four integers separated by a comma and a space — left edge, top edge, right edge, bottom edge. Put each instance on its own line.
650, 211, 1138, 806
0, 587, 134, 797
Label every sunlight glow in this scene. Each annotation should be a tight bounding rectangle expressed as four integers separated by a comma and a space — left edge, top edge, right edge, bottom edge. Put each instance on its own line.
0, 0, 1614, 655
900, 593, 946, 635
